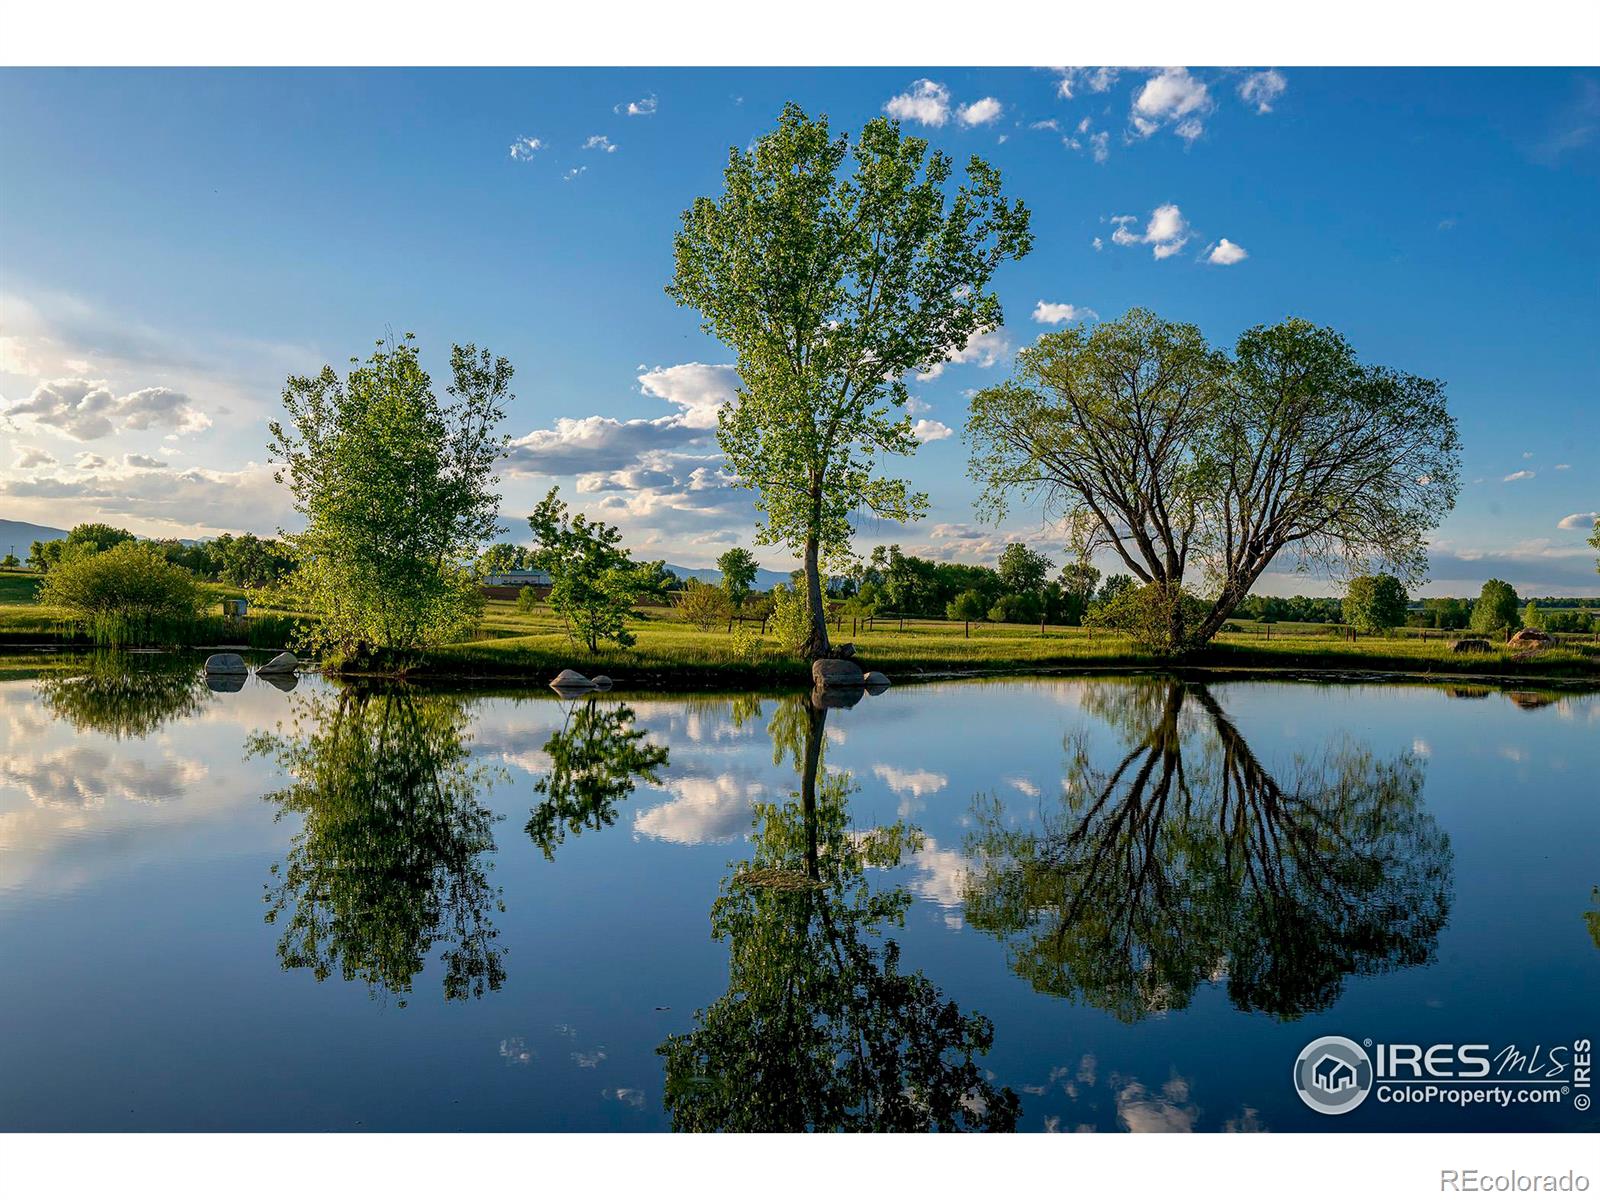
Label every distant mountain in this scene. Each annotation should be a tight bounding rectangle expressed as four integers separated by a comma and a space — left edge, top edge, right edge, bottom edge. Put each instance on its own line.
0, 519, 68, 554
665, 563, 796, 591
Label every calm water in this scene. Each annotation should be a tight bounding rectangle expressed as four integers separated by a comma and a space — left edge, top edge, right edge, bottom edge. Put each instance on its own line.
1, 657, 1596, 1133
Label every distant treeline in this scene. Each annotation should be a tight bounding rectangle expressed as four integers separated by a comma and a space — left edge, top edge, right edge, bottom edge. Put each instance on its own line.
25, 523, 295, 589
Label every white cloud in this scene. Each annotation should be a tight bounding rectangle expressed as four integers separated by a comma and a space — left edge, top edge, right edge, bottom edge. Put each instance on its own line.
633, 774, 757, 844
1053, 68, 1120, 99
12, 446, 56, 469
1554, 463, 1571, 470
1032, 301, 1097, 324
1557, 512, 1598, 530
4, 377, 210, 441
636, 362, 738, 430
912, 419, 954, 443
583, 135, 617, 153
563, 166, 587, 182
0, 461, 292, 537
917, 327, 1009, 381
956, 97, 1003, 127
1030, 118, 1060, 132
123, 453, 168, 469
1130, 68, 1213, 141
1238, 69, 1288, 114
505, 414, 701, 475
871, 764, 948, 799
615, 94, 657, 117
1206, 238, 1249, 265
1503, 469, 1535, 482
1108, 205, 1191, 260
1089, 131, 1110, 163
1092, 236, 1104, 251
885, 79, 951, 127
508, 136, 544, 161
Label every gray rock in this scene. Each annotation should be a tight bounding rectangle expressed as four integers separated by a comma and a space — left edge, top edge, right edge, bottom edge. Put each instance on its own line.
590, 674, 614, 690
204, 652, 247, 675
863, 671, 890, 691
206, 673, 245, 694
834, 642, 857, 660
1449, 638, 1493, 654
812, 684, 864, 710
550, 668, 596, 694
811, 657, 865, 689
257, 651, 299, 675
1508, 628, 1553, 647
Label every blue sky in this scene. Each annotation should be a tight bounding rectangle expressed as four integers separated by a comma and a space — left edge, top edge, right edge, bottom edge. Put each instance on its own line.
1, 67, 1596, 593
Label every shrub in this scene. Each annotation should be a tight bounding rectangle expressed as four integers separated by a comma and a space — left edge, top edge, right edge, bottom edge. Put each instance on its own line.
987, 592, 1042, 624
767, 584, 812, 655
1084, 582, 1211, 655
38, 542, 200, 643
946, 590, 988, 623
677, 578, 731, 631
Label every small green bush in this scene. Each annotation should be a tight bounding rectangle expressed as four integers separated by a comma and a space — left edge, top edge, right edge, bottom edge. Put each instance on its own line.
38, 542, 200, 643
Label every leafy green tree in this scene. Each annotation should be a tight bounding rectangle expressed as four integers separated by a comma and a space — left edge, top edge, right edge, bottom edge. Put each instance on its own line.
38, 541, 199, 641
212, 532, 294, 588
996, 541, 1052, 624
1097, 573, 1135, 606
1422, 596, 1471, 630
528, 486, 664, 652
1343, 573, 1409, 634
477, 542, 533, 576
1521, 600, 1542, 631
946, 588, 986, 636
968, 310, 1461, 653
1470, 578, 1520, 634
677, 577, 731, 631
269, 336, 512, 663
249, 687, 506, 1004
1058, 561, 1101, 626
27, 523, 136, 572
1591, 523, 1600, 574
659, 696, 1017, 1131
963, 680, 1452, 1021
525, 697, 669, 859
987, 593, 1041, 624
669, 102, 1032, 659
716, 546, 759, 612
0, 552, 18, 568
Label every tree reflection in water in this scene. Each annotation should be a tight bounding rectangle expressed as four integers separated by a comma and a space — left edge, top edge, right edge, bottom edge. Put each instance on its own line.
963, 680, 1453, 1022
35, 652, 211, 739
525, 696, 668, 859
659, 695, 1018, 1132
249, 687, 506, 1005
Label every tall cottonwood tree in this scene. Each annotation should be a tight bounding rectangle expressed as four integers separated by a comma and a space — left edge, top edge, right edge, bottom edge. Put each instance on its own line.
968, 309, 1460, 651
669, 103, 1032, 659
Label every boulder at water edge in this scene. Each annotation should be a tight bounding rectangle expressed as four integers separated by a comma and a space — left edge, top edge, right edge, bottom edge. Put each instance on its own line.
1449, 638, 1493, 654
863, 670, 890, 688
590, 675, 614, 690
812, 658, 865, 689
257, 651, 299, 675
550, 669, 596, 694
1508, 628, 1554, 648
205, 652, 248, 675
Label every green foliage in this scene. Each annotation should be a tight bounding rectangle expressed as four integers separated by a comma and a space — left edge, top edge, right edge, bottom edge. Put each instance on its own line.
514, 586, 542, 613
208, 531, 296, 588
669, 102, 1031, 657
968, 309, 1461, 650
249, 686, 505, 1004
945, 589, 988, 622
525, 697, 669, 859
987, 592, 1041, 624
528, 486, 664, 653
477, 542, 533, 576
1057, 561, 1101, 625
1522, 600, 1542, 630
1470, 578, 1520, 633
1343, 573, 1409, 634
28, 523, 136, 572
37, 541, 200, 643
766, 582, 812, 655
1, 553, 18, 568
35, 652, 211, 739
269, 336, 512, 664
715, 546, 759, 610
677, 577, 732, 631
1084, 581, 1211, 655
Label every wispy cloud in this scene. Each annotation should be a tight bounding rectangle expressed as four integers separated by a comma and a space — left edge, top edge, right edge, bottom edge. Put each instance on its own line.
1237, 69, 1288, 114
615, 94, 657, 117
508, 136, 543, 161
1032, 300, 1097, 324
583, 135, 617, 153
1503, 469, 1535, 482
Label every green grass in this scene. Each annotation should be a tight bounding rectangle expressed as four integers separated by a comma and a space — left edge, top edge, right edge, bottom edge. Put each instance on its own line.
3, 569, 1596, 684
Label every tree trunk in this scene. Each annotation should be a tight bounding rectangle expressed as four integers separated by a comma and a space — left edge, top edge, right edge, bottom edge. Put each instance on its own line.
802, 534, 831, 661
801, 698, 824, 881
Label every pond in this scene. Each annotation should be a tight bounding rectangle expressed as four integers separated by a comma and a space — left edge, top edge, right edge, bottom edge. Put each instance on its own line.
1, 657, 1596, 1132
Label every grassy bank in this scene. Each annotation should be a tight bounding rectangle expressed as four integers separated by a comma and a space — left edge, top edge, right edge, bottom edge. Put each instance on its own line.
4, 568, 1596, 685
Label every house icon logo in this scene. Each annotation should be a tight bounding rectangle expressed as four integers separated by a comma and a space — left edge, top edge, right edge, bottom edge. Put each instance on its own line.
1294, 1036, 1374, 1115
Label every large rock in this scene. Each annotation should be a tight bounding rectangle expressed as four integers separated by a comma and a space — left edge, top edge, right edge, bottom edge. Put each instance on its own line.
1449, 638, 1493, 654
257, 651, 299, 675
1508, 628, 1553, 648
811, 658, 865, 689
550, 669, 596, 694
204, 652, 247, 675
590, 674, 614, 691
862, 670, 890, 693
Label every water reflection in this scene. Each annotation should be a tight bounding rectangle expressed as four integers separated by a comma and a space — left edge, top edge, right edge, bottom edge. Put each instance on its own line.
658, 696, 1018, 1131
36, 653, 211, 738
248, 688, 506, 1005
963, 680, 1454, 1021
525, 697, 668, 859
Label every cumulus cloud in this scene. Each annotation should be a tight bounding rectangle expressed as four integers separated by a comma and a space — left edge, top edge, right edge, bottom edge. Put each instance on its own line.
917, 327, 1009, 381
583, 135, 618, 153
1032, 301, 1097, 324
12, 445, 56, 469
1503, 469, 1535, 482
1109, 205, 1191, 259
3, 377, 210, 440
505, 414, 701, 475
885, 79, 951, 127
1131, 68, 1213, 141
636, 362, 739, 430
508, 136, 544, 161
1238, 69, 1288, 114
1206, 238, 1249, 265
0, 461, 292, 536
615, 94, 657, 116
1053, 68, 1120, 99
633, 774, 757, 844
124, 453, 168, 469
956, 97, 1003, 127
1557, 512, 1598, 530
912, 419, 954, 443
